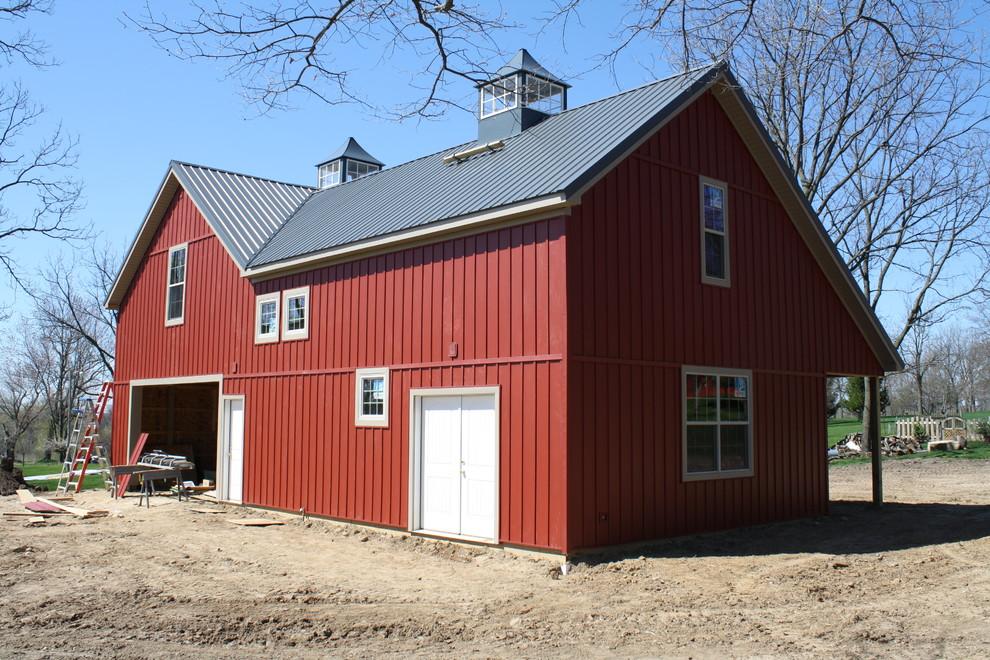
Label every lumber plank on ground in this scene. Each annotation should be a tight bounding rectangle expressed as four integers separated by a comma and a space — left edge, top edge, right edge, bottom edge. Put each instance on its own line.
227, 518, 284, 526
3, 511, 59, 518
15, 489, 37, 503
34, 497, 108, 518
22, 501, 64, 513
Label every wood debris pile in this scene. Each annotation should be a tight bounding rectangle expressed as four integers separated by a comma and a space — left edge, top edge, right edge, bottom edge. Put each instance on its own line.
3, 489, 110, 524
829, 433, 924, 460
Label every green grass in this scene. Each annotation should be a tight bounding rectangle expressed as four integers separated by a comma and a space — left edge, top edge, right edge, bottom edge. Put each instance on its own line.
29, 473, 106, 492
15, 460, 107, 492
17, 460, 64, 477
829, 440, 990, 467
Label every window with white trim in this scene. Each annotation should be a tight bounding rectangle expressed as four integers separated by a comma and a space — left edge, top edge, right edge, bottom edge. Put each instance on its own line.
345, 160, 379, 182
701, 178, 729, 286
318, 161, 341, 188
684, 368, 752, 479
255, 292, 280, 343
355, 367, 389, 427
282, 286, 309, 340
480, 75, 518, 118
165, 244, 187, 325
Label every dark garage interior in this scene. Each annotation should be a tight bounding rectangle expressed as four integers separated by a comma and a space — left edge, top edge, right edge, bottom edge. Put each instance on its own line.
131, 382, 219, 482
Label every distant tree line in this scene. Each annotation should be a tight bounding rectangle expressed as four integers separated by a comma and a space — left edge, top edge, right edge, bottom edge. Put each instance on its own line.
830, 326, 990, 419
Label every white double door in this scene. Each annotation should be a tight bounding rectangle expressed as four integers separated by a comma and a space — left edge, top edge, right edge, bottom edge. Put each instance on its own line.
420, 394, 498, 542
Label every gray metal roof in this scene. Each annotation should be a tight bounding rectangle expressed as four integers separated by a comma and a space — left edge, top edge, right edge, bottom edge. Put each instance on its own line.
249, 64, 718, 267
170, 162, 314, 268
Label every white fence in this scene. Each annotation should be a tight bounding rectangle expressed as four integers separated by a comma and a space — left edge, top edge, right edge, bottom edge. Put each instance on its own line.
894, 416, 943, 440
892, 416, 982, 441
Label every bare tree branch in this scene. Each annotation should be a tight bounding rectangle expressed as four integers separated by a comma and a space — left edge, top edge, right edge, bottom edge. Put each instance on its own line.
125, 0, 514, 118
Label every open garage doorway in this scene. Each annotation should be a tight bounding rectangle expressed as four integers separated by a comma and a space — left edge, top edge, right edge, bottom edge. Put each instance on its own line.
128, 380, 220, 485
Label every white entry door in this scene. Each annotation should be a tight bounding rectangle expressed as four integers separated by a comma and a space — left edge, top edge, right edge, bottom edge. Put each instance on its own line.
221, 398, 244, 504
419, 393, 497, 541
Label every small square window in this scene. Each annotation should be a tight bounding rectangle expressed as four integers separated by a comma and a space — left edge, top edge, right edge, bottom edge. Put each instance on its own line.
282, 286, 309, 340
255, 292, 280, 343
700, 178, 730, 286
355, 367, 389, 427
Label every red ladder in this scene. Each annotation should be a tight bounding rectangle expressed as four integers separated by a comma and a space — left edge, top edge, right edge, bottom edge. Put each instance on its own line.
56, 383, 113, 495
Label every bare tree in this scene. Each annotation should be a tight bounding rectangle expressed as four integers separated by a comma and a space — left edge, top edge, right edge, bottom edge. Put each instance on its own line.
126, 0, 513, 118
0, 1, 84, 287
32, 241, 119, 377
28, 310, 106, 449
0, 331, 44, 459
902, 323, 941, 415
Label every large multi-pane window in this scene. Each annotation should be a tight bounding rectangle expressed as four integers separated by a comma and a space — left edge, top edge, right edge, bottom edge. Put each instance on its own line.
684, 368, 752, 478
355, 367, 389, 427
255, 292, 279, 343
165, 244, 187, 325
701, 178, 729, 285
282, 286, 309, 340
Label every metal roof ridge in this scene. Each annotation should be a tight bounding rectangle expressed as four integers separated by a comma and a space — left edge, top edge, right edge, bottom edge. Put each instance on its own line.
170, 159, 317, 191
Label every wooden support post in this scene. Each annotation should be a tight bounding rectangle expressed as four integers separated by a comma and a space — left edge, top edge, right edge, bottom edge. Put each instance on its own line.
869, 376, 882, 507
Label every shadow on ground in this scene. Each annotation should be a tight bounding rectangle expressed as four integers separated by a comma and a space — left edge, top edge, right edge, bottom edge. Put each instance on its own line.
579, 500, 990, 565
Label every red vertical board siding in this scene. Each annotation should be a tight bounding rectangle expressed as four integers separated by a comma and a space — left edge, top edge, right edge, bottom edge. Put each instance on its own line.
110, 383, 130, 465
565, 91, 883, 551
115, 186, 569, 551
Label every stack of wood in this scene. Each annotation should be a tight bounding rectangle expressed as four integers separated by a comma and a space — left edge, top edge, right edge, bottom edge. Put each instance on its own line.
829, 433, 924, 460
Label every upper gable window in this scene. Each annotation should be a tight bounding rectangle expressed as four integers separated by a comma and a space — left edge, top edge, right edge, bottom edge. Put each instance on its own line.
282, 286, 309, 340
255, 292, 280, 344
701, 178, 730, 286
165, 244, 187, 325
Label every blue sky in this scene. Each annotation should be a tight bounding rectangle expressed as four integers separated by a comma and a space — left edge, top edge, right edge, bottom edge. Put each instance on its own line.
2, 0, 666, 311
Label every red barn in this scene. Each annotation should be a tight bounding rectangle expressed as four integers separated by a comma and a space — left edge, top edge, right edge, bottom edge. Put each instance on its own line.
106, 53, 901, 556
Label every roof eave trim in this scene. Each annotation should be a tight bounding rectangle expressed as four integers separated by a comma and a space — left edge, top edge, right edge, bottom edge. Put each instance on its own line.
710, 73, 904, 372
105, 168, 182, 309
106, 162, 285, 310
245, 192, 572, 278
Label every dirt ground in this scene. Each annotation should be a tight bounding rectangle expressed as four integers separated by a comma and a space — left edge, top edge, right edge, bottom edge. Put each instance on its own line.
2, 460, 989, 659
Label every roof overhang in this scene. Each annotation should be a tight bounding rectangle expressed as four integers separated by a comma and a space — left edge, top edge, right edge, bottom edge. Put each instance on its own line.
244, 192, 573, 280
105, 164, 256, 310
105, 168, 181, 310
709, 71, 904, 372
565, 64, 901, 373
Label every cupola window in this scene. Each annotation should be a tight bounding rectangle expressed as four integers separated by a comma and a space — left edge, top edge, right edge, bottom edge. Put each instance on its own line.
476, 49, 570, 142
316, 137, 384, 189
